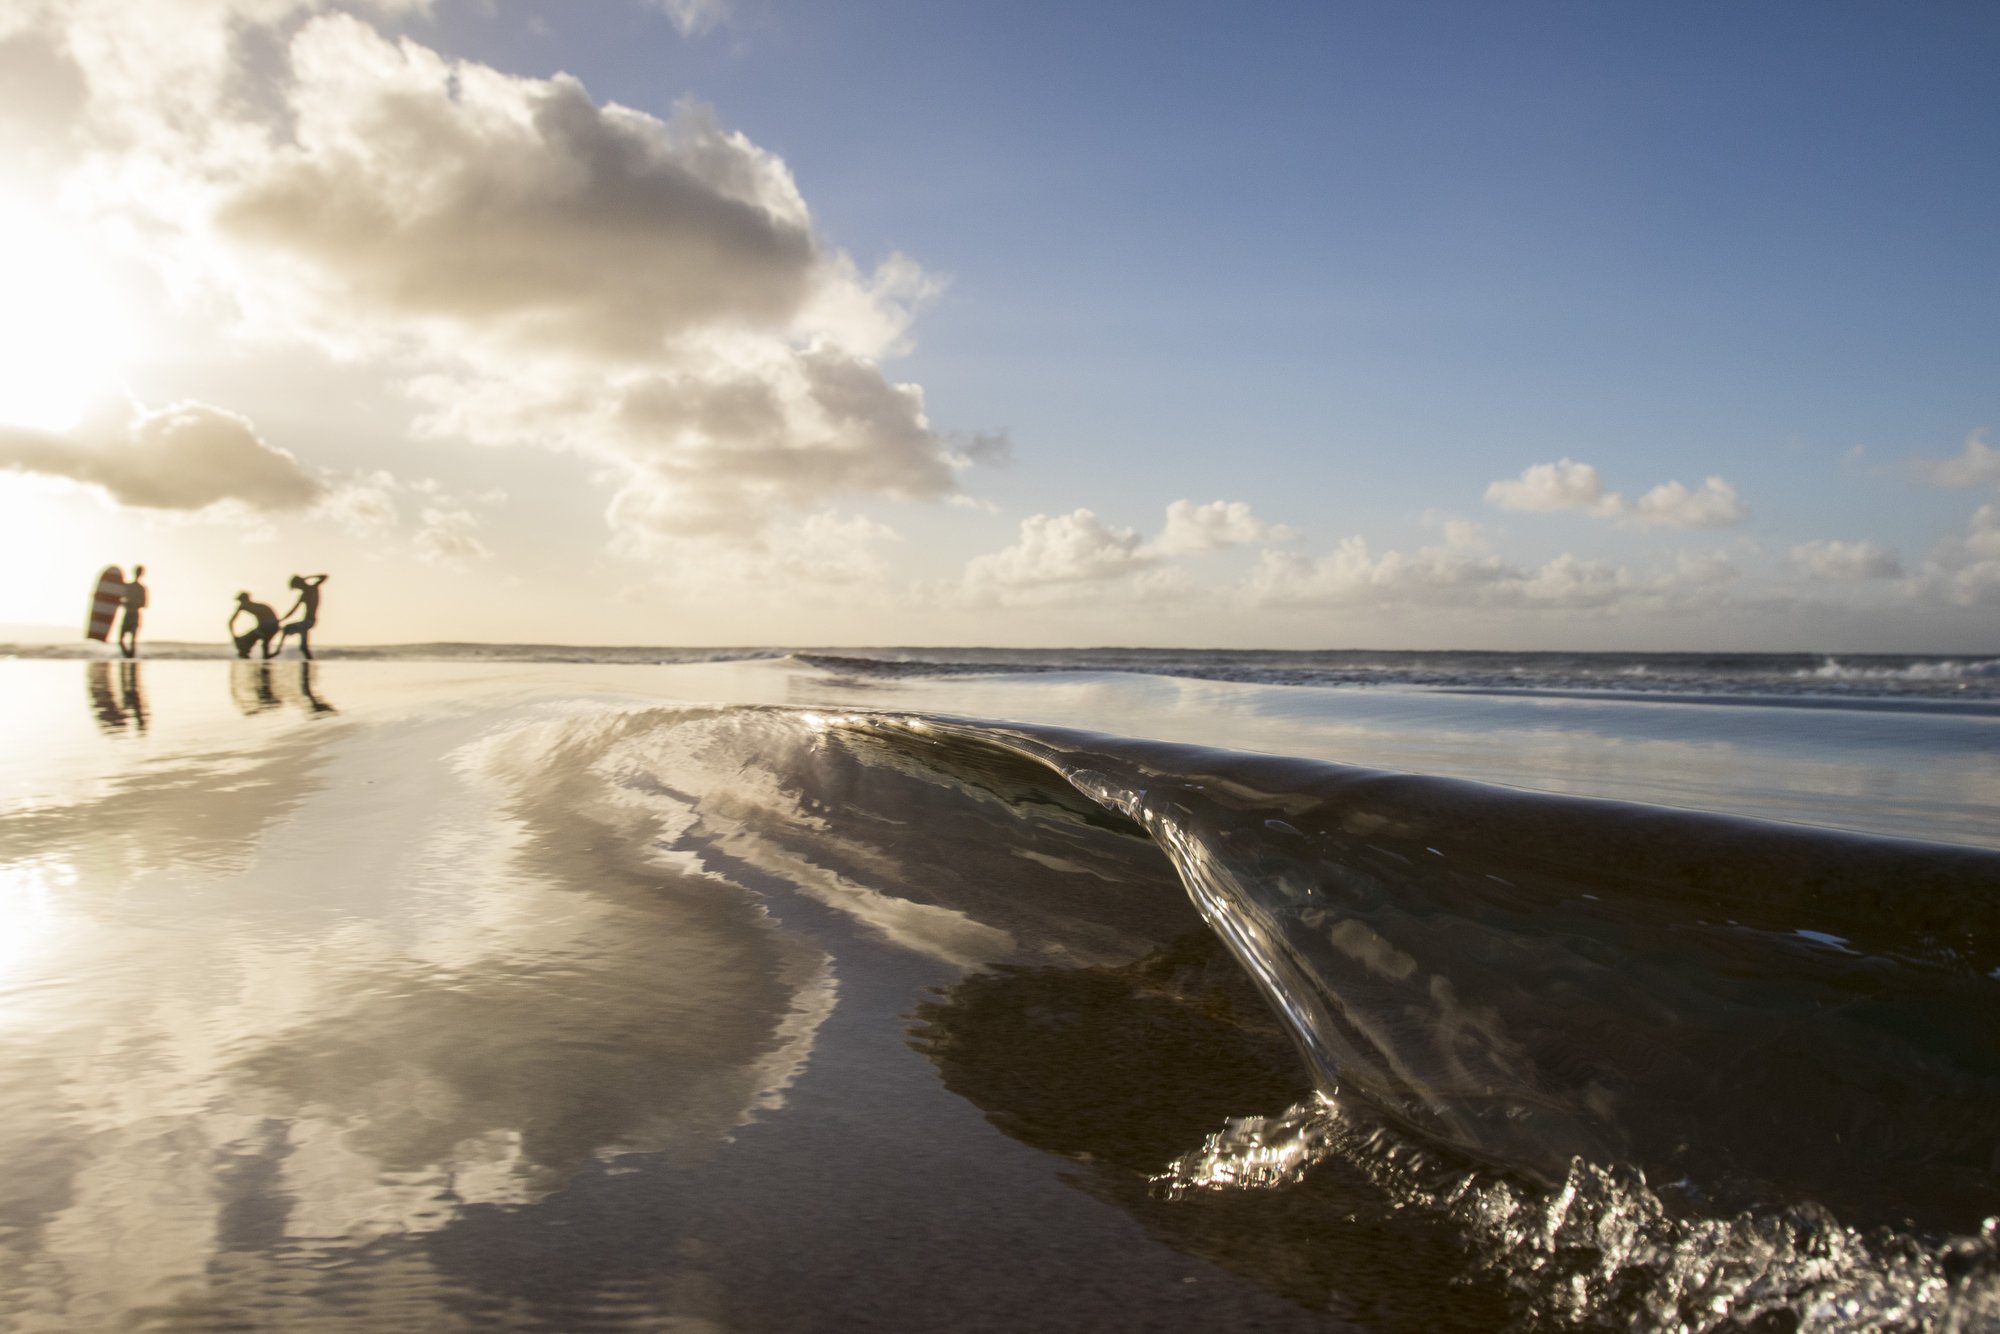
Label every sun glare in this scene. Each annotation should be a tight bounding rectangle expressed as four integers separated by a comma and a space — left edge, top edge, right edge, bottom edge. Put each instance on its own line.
0, 859, 70, 1013
0, 475, 105, 625
0, 197, 143, 432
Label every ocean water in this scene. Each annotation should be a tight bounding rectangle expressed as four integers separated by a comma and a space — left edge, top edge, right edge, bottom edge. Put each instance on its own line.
19, 641, 2000, 702
1, 649, 1997, 1331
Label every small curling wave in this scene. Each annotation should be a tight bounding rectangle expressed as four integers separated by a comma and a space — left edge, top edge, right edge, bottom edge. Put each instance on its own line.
844, 713, 2000, 1330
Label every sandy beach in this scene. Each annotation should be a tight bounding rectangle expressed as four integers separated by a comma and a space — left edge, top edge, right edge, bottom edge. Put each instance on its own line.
0, 659, 1364, 1330
2, 655, 1998, 1330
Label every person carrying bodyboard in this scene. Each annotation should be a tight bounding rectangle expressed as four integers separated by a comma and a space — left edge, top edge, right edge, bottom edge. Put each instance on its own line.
85, 566, 124, 643
117, 566, 147, 658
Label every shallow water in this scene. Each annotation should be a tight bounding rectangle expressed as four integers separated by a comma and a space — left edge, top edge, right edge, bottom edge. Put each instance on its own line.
1, 657, 1996, 1331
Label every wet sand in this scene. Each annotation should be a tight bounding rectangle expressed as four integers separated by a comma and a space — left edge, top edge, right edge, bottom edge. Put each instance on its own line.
4, 657, 1994, 1331
0, 661, 1387, 1331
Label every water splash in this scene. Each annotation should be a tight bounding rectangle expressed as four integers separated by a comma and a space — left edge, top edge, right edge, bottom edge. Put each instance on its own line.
1159, 1098, 2000, 1332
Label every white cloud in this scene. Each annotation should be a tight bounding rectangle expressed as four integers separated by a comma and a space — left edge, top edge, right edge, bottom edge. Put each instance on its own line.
650, 0, 730, 37
577, 344, 960, 539
761, 510, 903, 586
1517, 552, 1632, 608
1433, 516, 1489, 550
965, 509, 1151, 594
1629, 476, 1747, 530
1241, 536, 1758, 616
314, 469, 509, 564
30, 4, 991, 555
1675, 548, 1740, 586
952, 499, 1296, 606
0, 398, 323, 511
217, 21, 820, 360
1483, 458, 1622, 516
1249, 537, 1523, 608
413, 504, 492, 563
1485, 459, 1746, 530
0, 26, 85, 172
1148, 499, 1297, 555
1913, 430, 2000, 489
1790, 538, 1903, 581
1917, 504, 2000, 607
620, 509, 904, 597
316, 470, 400, 533
1971, 504, 2000, 562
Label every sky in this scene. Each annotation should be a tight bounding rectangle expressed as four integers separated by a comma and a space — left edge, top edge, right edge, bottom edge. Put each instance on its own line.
0, 0, 1995, 651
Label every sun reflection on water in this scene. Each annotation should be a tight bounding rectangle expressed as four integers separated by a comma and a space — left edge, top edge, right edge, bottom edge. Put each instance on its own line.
0, 857, 74, 1019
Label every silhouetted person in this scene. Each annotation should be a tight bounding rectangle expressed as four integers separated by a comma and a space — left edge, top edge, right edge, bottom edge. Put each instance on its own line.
280, 573, 328, 659
117, 564, 147, 659
230, 591, 281, 659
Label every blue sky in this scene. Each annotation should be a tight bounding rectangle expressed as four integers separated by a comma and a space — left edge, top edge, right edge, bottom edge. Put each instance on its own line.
0, 0, 1995, 648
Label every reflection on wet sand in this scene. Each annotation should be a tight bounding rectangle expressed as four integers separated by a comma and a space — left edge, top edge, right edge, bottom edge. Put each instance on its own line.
228, 661, 338, 718
229, 660, 282, 715
232, 712, 822, 1195
294, 663, 336, 715
51, 664, 1965, 1330
86, 660, 148, 735
0, 689, 837, 1331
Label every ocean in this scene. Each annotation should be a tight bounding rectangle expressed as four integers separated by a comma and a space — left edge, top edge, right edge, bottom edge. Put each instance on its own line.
1, 647, 1996, 1331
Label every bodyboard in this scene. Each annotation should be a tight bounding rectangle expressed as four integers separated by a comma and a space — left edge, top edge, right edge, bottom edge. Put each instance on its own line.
86, 566, 124, 642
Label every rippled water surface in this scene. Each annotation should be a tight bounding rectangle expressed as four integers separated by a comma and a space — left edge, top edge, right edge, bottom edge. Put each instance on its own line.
1, 658, 1996, 1332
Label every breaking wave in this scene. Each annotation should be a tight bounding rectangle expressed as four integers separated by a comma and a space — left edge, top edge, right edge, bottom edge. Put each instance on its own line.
1801, 656, 2000, 684
587, 703, 2000, 1329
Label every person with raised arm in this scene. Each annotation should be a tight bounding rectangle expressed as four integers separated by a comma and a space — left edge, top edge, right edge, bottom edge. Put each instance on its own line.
279, 573, 329, 660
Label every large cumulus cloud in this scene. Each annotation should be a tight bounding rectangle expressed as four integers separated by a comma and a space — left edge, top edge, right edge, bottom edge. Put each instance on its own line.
32, 3, 988, 550
216, 23, 819, 360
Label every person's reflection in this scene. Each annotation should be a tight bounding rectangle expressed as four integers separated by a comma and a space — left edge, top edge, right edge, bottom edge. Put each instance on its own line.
292, 662, 337, 716
86, 661, 150, 735
87, 660, 127, 733
229, 660, 338, 717
118, 661, 149, 734
229, 660, 284, 716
